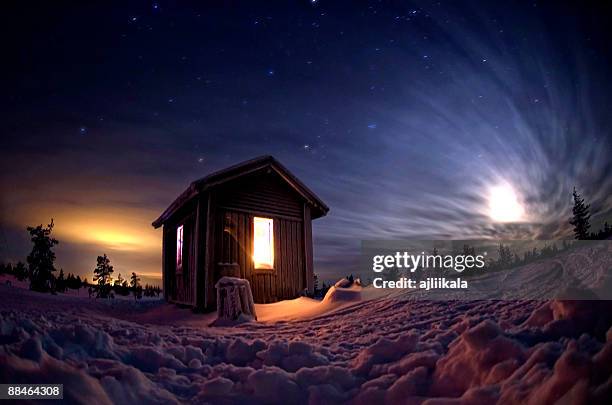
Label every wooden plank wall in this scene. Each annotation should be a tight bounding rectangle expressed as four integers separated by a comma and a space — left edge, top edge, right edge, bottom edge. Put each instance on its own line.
162, 226, 170, 300
213, 209, 305, 303
303, 205, 314, 295
216, 170, 303, 218
164, 213, 197, 306
193, 196, 205, 309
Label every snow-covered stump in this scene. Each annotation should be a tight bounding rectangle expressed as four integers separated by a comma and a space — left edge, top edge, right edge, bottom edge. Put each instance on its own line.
213, 277, 257, 326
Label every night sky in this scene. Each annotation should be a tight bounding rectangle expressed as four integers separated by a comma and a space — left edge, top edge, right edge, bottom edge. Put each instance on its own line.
2, 1, 611, 283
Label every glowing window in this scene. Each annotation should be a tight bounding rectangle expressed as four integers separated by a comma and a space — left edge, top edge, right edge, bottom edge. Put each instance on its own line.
253, 217, 274, 269
176, 225, 184, 270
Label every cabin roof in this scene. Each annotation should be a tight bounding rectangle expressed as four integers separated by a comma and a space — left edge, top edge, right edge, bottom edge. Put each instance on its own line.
152, 155, 329, 228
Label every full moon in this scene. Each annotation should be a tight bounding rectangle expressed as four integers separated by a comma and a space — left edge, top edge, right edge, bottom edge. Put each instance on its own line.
488, 184, 524, 222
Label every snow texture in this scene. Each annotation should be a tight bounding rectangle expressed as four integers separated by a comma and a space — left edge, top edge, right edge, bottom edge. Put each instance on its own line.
0, 277, 611, 404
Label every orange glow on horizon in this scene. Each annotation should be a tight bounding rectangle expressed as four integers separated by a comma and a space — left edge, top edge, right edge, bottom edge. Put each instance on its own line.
6, 202, 162, 282
10, 204, 160, 252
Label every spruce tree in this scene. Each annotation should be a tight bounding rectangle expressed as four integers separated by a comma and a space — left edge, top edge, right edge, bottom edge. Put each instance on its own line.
569, 188, 591, 240
56, 268, 66, 292
93, 254, 114, 298
130, 272, 142, 300
130, 271, 140, 288
495, 244, 515, 269
26, 220, 59, 292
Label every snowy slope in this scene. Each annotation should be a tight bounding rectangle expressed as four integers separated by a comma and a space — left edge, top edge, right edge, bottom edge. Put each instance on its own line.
1, 280, 611, 404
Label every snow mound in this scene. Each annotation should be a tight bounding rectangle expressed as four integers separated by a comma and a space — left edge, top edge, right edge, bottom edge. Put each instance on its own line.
322, 278, 363, 304
255, 278, 366, 322
255, 296, 329, 322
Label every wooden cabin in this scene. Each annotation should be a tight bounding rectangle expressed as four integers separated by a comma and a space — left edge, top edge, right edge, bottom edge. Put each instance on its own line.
152, 156, 329, 310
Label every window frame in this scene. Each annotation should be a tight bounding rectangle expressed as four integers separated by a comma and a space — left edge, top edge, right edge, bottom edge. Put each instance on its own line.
176, 224, 184, 274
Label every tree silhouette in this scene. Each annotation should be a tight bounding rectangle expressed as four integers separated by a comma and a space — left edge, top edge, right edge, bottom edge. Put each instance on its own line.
569, 187, 591, 240
497, 243, 513, 269
14, 262, 28, 281
93, 254, 114, 298
56, 268, 66, 292
114, 273, 124, 287
591, 221, 612, 240
65, 273, 81, 290
113, 273, 128, 295
130, 272, 142, 300
26, 219, 59, 292
319, 281, 331, 298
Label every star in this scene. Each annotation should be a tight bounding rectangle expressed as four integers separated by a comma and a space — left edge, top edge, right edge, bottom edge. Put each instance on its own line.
267, 69, 275, 76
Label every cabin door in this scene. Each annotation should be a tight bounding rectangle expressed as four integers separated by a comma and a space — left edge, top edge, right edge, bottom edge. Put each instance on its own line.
214, 210, 248, 282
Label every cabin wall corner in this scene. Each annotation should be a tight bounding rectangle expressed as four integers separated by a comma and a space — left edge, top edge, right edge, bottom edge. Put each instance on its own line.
303, 204, 314, 295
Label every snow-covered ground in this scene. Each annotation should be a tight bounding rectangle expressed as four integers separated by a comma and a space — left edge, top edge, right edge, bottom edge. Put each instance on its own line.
1, 272, 611, 404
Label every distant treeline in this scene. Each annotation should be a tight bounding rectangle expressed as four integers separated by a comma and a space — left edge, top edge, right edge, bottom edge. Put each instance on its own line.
476, 240, 576, 274
312, 273, 332, 299
0, 263, 85, 291
91, 253, 161, 300
1, 219, 161, 300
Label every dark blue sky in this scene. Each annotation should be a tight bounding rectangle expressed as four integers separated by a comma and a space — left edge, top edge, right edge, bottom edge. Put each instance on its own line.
2, 1, 611, 282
